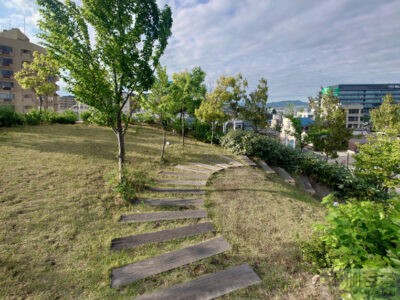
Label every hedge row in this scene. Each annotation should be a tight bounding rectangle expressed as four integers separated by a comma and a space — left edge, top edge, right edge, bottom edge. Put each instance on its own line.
220, 130, 384, 200
0, 106, 77, 127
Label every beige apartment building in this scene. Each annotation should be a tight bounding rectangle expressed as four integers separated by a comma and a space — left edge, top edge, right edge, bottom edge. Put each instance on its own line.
341, 103, 364, 129
0, 28, 59, 113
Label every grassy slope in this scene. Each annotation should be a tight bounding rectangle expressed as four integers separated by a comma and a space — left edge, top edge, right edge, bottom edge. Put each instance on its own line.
0, 124, 326, 299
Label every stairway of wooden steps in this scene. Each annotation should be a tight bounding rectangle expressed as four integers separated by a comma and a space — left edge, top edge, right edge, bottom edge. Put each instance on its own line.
156, 179, 207, 186
111, 222, 215, 251
135, 264, 261, 300
120, 210, 208, 223
111, 237, 231, 288
133, 198, 204, 207
147, 187, 206, 195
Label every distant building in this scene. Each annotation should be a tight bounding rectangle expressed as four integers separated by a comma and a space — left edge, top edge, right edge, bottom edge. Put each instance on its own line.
0, 28, 59, 113
58, 95, 77, 111
323, 84, 400, 129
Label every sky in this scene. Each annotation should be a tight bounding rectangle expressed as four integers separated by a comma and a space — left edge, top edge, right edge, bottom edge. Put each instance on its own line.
1, 0, 399, 102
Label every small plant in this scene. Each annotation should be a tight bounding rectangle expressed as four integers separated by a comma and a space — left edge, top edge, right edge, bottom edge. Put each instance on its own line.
107, 168, 153, 202
24, 109, 42, 125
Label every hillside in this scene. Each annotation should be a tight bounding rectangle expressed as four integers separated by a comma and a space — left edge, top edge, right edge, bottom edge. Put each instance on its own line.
0, 124, 326, 299
268, 100, 308, 108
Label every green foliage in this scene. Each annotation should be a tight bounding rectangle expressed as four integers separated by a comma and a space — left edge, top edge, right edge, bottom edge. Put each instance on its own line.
0, 106, 23, 127
37, 0, 173, 179
80, 111, 91, 122
108, 168, 153, 202
191, 121, 223, 144
14, 51, 59, 111
23, 109, 42, 125
355, 135, 400, 193
220, 130, 384, 200
370, 94, 400, 135
241, 78, 269, 131
56, 110, 77, 124
304, 198, 400, 298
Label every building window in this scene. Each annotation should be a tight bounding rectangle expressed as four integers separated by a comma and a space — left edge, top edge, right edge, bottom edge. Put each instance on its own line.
0, 92, 14, 101
348, 116, 359, 122
0, 58, 13, 66
0, 81, 14, 90
348, 109, 359, 114
0, 45, 13, 55
1, 70, 13, 78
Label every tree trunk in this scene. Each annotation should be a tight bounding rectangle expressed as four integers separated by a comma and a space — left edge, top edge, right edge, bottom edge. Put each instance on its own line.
181, 107, 185, 146
161, 127, 167, 160
44, 95, 49, 110
39, 95, 43, 113
116, 113, 125, 183
211, 122, 215, 145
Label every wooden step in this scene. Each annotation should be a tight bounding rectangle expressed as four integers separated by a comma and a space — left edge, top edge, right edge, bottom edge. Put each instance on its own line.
294, 174, 316, 195
111, 222, 215, 250
111, 237, 231, 288
135, 264, 261, 300
219, 155, 244, 167
256, 160, 275, 174
241, 155, 257, 166
148, 187, 205, 195
120, 210, 208, 223
156, 179, 207, 186
273, 167, 296, 185
134, 198, 204, 207
175, 165, 211, 174
188, 162, 222, 172
158, 171, 209, 180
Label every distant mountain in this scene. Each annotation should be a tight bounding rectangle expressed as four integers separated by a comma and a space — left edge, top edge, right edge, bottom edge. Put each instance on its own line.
267, 100, 308, 108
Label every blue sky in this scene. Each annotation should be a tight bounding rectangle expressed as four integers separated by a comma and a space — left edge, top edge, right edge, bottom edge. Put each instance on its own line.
1, 0, 399, 102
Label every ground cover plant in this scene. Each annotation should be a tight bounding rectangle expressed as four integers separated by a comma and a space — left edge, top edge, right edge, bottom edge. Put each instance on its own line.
0, 124, 327, 298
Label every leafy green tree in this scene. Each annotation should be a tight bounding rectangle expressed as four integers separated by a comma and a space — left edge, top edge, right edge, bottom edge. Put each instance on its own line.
241, 78, 268, 132
143, 65, 177, 160
212, 74, 248, 120
195, 92, 228, 144
308, 89, 351, 159
14, 51, 59, 112
37, 0, 172, 181
171, 67, 206, 146
370, 94, 400, 135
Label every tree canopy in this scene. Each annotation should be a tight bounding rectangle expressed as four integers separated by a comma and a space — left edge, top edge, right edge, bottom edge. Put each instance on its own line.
37, 0, 172, 180
370, 94, 400, 135
14, 51, 59, 111
241, 78, 268, 131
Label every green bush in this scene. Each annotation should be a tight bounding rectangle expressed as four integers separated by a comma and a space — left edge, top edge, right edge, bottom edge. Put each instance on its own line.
190, 121, 223, 144
23, 109, 42, 125
80, 110, 91, 122
303, 197, 400, 298
87, 109, 110, 126
0, 106, 23, 127
134, 112, 156, 124
56, 110, 77, 124
220, 130, 383, 200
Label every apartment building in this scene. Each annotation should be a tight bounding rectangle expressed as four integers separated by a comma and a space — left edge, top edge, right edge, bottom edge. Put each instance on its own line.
0, 28, 59, 113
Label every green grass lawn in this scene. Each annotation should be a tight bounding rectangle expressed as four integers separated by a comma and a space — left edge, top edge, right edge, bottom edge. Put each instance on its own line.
0, 124, 328, 299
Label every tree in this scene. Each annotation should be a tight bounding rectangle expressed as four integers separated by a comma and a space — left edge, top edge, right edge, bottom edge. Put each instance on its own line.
212, 74, 247, 120
144, 65, 177, 160
308, 89, 351, 159
354, 135, 400, 194
14, 51, 59, 112
171, 67, 206, 146
37, 0, 172, 181
241, 77, 268, 132
195, 92, 228, 144
370, 94, 400, 135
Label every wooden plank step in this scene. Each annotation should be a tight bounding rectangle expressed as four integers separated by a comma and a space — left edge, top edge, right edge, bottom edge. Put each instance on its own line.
295, 174, 316, 195
273, 167, 296, 185
256, 160, 275, 174
188, 162, 222, 172
111, 237, 231, 288
148, 187, 205, 195
111, 222, 215, 250
135, 264, 261, 300
219, 155, 244, 167
158, 171, 209, 180
156, 179, 207, 186
134, 198, 204, 207
120, 210, 208, 223
175, 165, 211, 175
241, 155, 257, 166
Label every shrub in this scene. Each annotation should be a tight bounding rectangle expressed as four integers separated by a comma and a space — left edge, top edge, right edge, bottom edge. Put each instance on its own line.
87, 109, 111, 126
303, 197, 400, 298
134, 112, 156, 124
56, 110, 77, 124
23, 109, 42, 125
0, 106, 23, 127
220, 130, 383, 200
191, 121, 223, 144
80, 110, 91, 122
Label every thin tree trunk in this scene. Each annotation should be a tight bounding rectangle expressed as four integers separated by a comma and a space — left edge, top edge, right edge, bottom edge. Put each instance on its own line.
116, 113, 125, 183
44, 95, 49, 110
39, 95, 43, 113
181, 107, 185, 146
161, 127, 167, 160
211, 122, 215, 145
